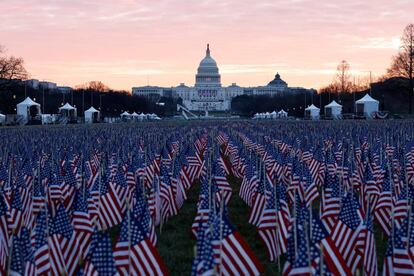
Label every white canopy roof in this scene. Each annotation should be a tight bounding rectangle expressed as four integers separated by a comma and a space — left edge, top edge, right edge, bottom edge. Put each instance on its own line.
356, 94, 379, 103
279, 109, 288, 114
271, 111, 277, 115
131, 112, 139, 117
305, 104, 320, 111
85, 107, 99, 113
0, 114, 5, 117
59, 103, 76, 110
120, 111, 131, 116
17, 97, 40, 107
325, 100, 342, 107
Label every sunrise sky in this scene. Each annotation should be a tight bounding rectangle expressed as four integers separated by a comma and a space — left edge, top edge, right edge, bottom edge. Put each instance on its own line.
1, 0, 412, 91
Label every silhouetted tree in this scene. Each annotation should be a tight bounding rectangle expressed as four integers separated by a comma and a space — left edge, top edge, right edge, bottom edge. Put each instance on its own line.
77, 81, 109, 93
387, 24, 414, 113
0, 45, 28, 87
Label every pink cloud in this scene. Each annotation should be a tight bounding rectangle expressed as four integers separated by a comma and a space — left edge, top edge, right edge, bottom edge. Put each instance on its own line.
0, 0, 412, 90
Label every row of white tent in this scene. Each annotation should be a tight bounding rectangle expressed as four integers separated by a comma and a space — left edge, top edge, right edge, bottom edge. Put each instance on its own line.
9, 94, 380, 125
120, 111, 161, 120
253, 110, 288, 119
15, 97, 100, 124
305, 94, 380, 120
13, 97, 162, 124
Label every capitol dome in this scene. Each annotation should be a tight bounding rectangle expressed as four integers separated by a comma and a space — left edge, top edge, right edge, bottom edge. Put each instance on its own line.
267, 72, 288, 88
195, 44, 221, 87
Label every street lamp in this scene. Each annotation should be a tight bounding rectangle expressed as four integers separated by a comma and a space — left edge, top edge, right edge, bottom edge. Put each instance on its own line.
99, 94, 104, 111
42, 82, 45, 113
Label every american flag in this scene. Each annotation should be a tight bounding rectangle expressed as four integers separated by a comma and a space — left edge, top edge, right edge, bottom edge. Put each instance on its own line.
192, 176, 212, 238
258, 181, 290, 261
289, 224, 313, 275
383, 221, 414, 275
330, 192, 364, 274
191, 222, 215, 276
71, 191, 94, 261
0, 193, 9, 274
7, 187, 24, 235
32, 209, 50, 275
361, 164, 380, 215
114, 215, 169, 275
112, 169, 130, 212
22, 159, 34, 187
159, 165, 178, 223
84, 232, 118, 275
213, 161, 232, 205
308, 148, 325, 186
48, 205, 79, 275
239, 160, 259, 207
248, 172, 266, 227
320, 173, 341, 232
374, 164, 393, 236
9, 227, 36, 275
359, 213, 378, 276
394, 185, 409, 229
179, 154, 193, 190
94, 173, 123, 230
132, 186, 157, 246
211, 214, 264, 276
303, 167, 318, 207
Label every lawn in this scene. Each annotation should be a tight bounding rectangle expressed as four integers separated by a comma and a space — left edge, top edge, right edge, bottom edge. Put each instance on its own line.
156, 174, 280, 275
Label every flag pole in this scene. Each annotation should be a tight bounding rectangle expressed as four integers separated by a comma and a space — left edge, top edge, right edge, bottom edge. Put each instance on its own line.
219, 183, 224, 276
6, 157, 13, 275
274, 177, 281, 272
127, 191, 131, 276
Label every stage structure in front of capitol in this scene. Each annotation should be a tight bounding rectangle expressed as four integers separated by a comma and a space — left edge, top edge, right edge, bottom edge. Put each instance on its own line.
132, 44, 316, 112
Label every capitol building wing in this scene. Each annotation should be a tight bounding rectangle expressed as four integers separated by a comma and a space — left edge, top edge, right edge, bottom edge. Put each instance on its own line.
132, 44, 315, 112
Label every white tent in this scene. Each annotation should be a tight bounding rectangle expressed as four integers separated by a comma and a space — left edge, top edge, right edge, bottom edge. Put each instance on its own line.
58, 103, 77, 121
120, 111, 131, 122
120, 111, 131, 117
148, 113, 157, 120
278, 109, 288, 118
139, 113, 148, 120
324, 100, 342, 119
355, 94, 379, 118
17, 97, 41, 123
270, 111, 278, 119
305, 104, 320, 120
0, 114, 5, 125
84, 107, 100, 124
264, 112, 271, 119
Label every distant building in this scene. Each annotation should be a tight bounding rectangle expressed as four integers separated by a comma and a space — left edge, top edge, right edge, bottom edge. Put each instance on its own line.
132, 44, 315, 111
25, 79, 40, 89
57, 86, 73, 93
26, 79, 72, 93
39, 81, 57, 90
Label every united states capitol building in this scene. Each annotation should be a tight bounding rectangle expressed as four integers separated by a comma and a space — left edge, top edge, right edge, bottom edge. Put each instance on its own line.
132, 44, 316, 112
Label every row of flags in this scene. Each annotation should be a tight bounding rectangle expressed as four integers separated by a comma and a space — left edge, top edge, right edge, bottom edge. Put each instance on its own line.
0, 125, 211, 275
1, 120, 414, 275
214, 120, 414, 276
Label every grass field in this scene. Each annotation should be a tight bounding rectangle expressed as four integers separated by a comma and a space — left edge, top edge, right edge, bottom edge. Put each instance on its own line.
155, 172, 390, 276
156, 174, 280, 275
